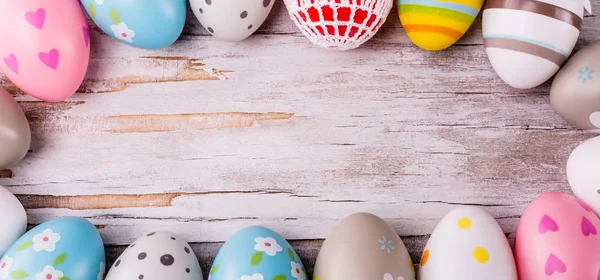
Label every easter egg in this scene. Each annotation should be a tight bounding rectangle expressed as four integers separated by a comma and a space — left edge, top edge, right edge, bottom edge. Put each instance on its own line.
0, 87, 30, 169
189, 0, 275, 42
397, 0, 483, 51
209, 226, 306, 280
482, 0, 591, 89
551, 41, 600, 130
0, 217, 105, 280
105, 231, 202, 280
0, 186, 27, 256
283, 0, 394, 50
81, 0, 187, 49
313, 213, 415, 280
0, 0, 90, 102
567, 136, 600, 215
418, 207, 517, 280
515, 192, 600, 279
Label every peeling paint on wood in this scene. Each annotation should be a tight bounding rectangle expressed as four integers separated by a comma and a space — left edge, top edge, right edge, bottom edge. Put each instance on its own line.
18, 193, 180, 210
104, 112, 294, 133
0, 170, 13, 178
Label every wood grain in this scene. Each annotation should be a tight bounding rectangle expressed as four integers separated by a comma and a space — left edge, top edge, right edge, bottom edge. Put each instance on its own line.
0, 1, 598, 272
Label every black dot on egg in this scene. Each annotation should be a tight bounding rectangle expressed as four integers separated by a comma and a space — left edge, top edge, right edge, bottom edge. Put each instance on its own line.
207, 27, 214, 33
186, 268, 190, 273
248, 25, 253, 30
138, 275, 144, 280
138, 252, 147, 260
160, 254, 175, 266
240, 11, 248, 19
171, 237, 176, 240
263, 0, 271, 7
199, 8, 203, 13
205, 0, 211, 5
147, 232, 156, 236
115, 260, 121, 267
184, 247, 190, 254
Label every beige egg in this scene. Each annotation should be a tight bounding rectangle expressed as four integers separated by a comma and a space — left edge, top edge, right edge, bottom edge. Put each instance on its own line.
313, 213, 415, 280
0, 86, 30, 169
550, 41, 600, 130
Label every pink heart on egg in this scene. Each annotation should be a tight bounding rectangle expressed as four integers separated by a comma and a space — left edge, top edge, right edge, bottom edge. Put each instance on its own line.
3, 54, 18, 74
582, 216, 597, 237
538, 214, 559, 234
38, 49, 59, 70
25, 8, 45, 29
83, 26, 90, 48
545, 254, 566, 276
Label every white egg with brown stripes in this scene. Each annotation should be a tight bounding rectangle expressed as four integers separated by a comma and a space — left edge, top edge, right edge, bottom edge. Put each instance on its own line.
482, 0, 592, 89
419, 207, 517, 280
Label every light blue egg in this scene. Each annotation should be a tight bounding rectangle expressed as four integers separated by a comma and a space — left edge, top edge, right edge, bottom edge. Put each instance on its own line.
0, 217, 105, 280
80, 0, 187, 49
210, 226, 307, 280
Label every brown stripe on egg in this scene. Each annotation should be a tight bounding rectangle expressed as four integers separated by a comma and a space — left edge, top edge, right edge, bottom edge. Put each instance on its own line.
484, 38, 567, 66
484, 0, 582, 29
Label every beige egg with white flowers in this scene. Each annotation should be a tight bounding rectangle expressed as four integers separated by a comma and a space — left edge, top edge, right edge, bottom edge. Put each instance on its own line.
551, 41, 600, 130
313, 213, 415, 280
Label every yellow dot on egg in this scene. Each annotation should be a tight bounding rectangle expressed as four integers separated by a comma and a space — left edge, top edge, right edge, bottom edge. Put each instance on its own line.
314, 275, 321, 280
420, 249, 430, 266
472, 247, 489, 264
88, 2, 96, 18
457, 218, 472, 229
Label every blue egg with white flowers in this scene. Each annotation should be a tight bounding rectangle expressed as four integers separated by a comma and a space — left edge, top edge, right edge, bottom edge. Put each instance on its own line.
80, 0, 187, 49
0, 217, 105, 280
210, 226, 307, 280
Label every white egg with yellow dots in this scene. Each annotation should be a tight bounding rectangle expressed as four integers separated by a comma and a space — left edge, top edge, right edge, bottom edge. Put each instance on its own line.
419, 207, 517, 280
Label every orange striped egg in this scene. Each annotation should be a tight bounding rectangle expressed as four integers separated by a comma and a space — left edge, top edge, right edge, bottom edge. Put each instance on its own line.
483, 0, 591, 89
398, 0, 484, 51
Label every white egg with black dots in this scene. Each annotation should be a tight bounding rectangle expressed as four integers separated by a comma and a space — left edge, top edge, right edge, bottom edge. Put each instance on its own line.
568, 136, 600, 215
105, 231, 202, 280
189, 0, 276, 41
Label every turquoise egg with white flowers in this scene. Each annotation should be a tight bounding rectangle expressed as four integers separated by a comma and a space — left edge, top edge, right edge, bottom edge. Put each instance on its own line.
0, 217, 105, 280
210, 226, 307, 280
80, 0, 187, 49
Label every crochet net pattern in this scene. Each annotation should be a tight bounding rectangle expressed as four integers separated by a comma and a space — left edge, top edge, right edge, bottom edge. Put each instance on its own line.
284, 0, 393, 51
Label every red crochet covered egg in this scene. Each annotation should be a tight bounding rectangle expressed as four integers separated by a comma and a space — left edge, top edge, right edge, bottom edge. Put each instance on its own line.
284, 0, 393, 51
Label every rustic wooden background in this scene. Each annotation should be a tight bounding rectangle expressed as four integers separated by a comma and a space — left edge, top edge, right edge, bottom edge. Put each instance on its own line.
1, 1, 599, 277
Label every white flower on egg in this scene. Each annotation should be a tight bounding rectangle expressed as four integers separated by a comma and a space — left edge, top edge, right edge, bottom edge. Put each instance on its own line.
0, 256, 14, 279
97, 262, 105, 280
240, 273, 264, 280
35, 266, 64, 280
384, 273, 405, 280
290, 261, 305, 280
33, 228, 61, 252
110, 22, 135, 43
254, 237, 282, 256
95, 0, 104, 5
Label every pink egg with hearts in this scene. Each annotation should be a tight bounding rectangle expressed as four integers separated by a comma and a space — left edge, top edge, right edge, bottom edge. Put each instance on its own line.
0, 0, 90, 102
515, 192, 600, 279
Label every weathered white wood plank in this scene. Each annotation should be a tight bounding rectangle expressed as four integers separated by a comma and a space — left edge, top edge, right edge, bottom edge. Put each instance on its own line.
0, 1, 598, 250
